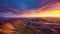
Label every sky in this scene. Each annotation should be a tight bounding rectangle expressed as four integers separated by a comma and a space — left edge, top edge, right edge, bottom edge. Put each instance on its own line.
0, 0, 46, 17
0, 0, 60, 18
0, 0, 45, 13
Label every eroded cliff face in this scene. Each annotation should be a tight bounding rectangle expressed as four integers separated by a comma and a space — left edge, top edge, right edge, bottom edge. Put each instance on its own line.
0, 18, 60, 34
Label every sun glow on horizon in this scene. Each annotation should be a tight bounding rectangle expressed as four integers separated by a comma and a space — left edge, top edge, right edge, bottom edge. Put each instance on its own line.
20, 9, 60, 18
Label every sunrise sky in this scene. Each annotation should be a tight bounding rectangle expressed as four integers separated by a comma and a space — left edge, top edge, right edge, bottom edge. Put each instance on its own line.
0, 0, 60, 18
